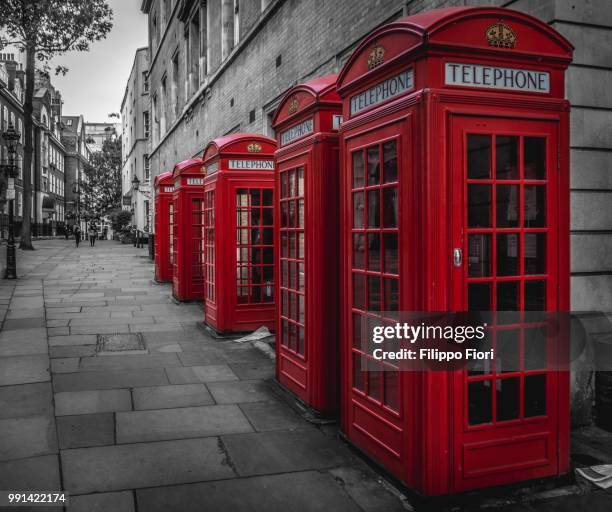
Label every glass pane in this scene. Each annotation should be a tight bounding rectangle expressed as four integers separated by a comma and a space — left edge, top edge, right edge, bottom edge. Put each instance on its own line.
496, 330, 519, 373
236, 188, 248, 206
524, 327, 547, 370
368, 276, 381, 311
525, 280, 546, 311
367, 189, 380, 228
353, 192, 364, 228
250, 208, 260, 226
281, 173, 288, 198
384, 371, 400, 411
263, 265, 273, 282
298, 232, 304, 259
367, 146, 380, 185
467, 334, 493, 375
497, 233, 519, 276
524, 233, 546, 275
496, 135, 519, 180
281, 261, 288, 287
288, 171, 296, 198
353, 274, 365, 310
496, 185, 519, 228
384, 278, 399, 314
353, 234, 365, 269
262, 208, 273, 226
468, 184, 491, 227
524, 374, 546, 417
353, 313, 364, 349
367, 233, 380, 272
497, 281, 519, 310
468, 380, 492, 425
297, 168, 304, 196
297, 327, 304, 355
288, 200, 296, 228
298, 263, 305, 291
467, 134, 491, 179
263, 247, 273, 265
468, 234, 491, 277
281, 233, 288, 257
524, 185, 546, 228
368, 360, 381, 401
262, 188, 273, 206
353, 355, 366, 392
383, 140, 398, 183
382, 187, 398, 228
383, 233, 398, 274
298, 295, 304, 324
468, 282, 491, 311
288, 232, 295, 258
496, 377, 520, 421
524, 137, 546, 180
352, 151, 364, 188
250, 189, 261, 206
298, 199, 304, 228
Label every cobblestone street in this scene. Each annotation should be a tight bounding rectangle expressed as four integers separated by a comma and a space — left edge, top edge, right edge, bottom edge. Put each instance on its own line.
0, 239, 406, 512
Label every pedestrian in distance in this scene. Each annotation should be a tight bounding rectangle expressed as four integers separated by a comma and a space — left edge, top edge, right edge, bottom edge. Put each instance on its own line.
89, 224, 98, 247
74, 226, 81, 247
64, 225, 71, 240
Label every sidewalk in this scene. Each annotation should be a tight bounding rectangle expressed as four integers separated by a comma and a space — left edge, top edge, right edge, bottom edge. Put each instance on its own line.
0, 240, 406, 512
1, 239, 611, 511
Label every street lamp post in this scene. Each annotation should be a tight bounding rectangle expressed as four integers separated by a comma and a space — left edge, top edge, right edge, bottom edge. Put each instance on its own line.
1, 124, 21, 280
72, 182, 80, 230
131, 174, 151, 249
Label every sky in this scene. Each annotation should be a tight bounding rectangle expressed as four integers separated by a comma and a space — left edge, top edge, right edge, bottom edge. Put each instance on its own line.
50, 0, 148, 126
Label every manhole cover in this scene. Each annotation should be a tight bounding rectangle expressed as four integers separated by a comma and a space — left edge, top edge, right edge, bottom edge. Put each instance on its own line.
97, 333, 147, 355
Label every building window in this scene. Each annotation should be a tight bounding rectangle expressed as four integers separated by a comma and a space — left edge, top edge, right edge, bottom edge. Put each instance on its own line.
144, 154, 150, 181
234, 0, 240, 46
143, 71, 149, 93
161, 75, 168, 133
143, 111, 150, 138
152, 93, 159, 143
65, 119, 72, 126
189, 9, 200, 96
171, 52, 179, 119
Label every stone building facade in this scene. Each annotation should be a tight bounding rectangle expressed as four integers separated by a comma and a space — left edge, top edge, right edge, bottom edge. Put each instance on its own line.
121, 47, 151, 232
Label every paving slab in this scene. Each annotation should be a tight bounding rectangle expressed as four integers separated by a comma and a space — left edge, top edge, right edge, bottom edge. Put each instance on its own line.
49, 345, 96, 359
132, 383, 214, 410
49, 334, 97, 347
220, 429, 352, 477
0, 415, 57, 461
67, 491, 135, 512
51, 357, 80, 373
0, 355, 49, 385
0, 382, 53, 419
228, 361, 275, 380
165, 364, 239, 384
176, 350, 227, 366
55, 389, 132, 416
79, 353, 181, 371
57, 413, 115, 449
238, 401, 308, 432
53, 368, 169, 392
0, 455, 61, 490
116, 404, 253, 443
0, 328, 47, 357
61, 437, 235, 494
206, 379, 277, 404
5, 307, 46, 319
136, 470, 363, 512
70, 324, 131, 335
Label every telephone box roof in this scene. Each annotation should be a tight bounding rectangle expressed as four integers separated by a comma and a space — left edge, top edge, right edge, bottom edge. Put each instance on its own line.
154, 171, 173, 188
172, 158, 203, 179
202, 133, 277, 163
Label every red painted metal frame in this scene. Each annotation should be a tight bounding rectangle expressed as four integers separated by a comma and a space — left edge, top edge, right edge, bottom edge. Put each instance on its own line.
336, 7, 572, 495
272, 75, 342, 416
154, 171, 174, 283
171, 158, 205, 302
202, 134, 277, 334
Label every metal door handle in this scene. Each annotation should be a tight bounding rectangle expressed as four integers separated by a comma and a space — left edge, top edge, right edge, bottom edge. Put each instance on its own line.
453, 248, 462, 267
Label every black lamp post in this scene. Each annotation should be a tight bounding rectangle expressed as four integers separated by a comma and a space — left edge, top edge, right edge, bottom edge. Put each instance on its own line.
131, 174, 144, 248
1, 123, 21, 280
72, 182, 80, 229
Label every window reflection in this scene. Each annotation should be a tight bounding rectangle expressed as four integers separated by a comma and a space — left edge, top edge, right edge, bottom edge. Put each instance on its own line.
496, 135, 519, 180
383, 141, 398, 183
467, 134, 491, 179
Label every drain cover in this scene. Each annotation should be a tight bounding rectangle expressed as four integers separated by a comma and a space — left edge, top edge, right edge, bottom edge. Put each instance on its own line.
97, 333, 147, 355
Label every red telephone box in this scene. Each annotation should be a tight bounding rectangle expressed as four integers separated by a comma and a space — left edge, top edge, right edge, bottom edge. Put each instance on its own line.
171, 158, 205, 302
202, 134, 276, 334
337, 7, 572, 494
154, 171, 174, 283
272, 75, 342, 416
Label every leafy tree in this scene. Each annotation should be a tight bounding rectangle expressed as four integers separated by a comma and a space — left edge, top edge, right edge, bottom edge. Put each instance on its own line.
82, 137, 122, 218
0, 0, 112, 250
109, 209, 132, 232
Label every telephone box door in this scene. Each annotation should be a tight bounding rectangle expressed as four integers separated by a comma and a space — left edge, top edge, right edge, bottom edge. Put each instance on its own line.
450, 115, 565, 491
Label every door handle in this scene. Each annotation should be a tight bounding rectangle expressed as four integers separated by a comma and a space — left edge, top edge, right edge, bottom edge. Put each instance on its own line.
453, 248, 462, 267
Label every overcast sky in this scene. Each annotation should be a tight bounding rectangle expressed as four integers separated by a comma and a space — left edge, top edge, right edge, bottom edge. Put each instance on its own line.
50, 0, 147, 126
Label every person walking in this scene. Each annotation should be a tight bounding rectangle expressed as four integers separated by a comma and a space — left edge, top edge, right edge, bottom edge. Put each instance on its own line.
74, 225, 81, 247
88, 224, 98, 247
65, 225, 71, 240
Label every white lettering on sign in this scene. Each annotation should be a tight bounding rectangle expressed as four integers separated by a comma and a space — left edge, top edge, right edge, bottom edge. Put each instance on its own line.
205, 162, 219, 175
163, 186, 174, 193
228, 160, 274, 170
280, 118, 314, 146
186, 178, 204, 185
350, 68, 414, 115
445, 63, 550, 93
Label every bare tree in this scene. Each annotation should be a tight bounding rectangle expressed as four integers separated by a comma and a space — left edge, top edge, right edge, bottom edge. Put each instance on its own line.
0, 0, 112, 249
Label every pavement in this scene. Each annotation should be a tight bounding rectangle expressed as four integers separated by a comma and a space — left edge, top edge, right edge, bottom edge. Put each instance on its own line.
0, 239, 611, 512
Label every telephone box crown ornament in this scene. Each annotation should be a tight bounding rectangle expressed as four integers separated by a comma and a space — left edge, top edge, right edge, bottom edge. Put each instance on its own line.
247, 142, 262, 152
367, 45, 386, 69
288, 96, 299, 114
486, 20, 517, 48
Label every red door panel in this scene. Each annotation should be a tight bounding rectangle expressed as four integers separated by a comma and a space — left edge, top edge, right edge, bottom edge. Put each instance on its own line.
450, 116, 563, 492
